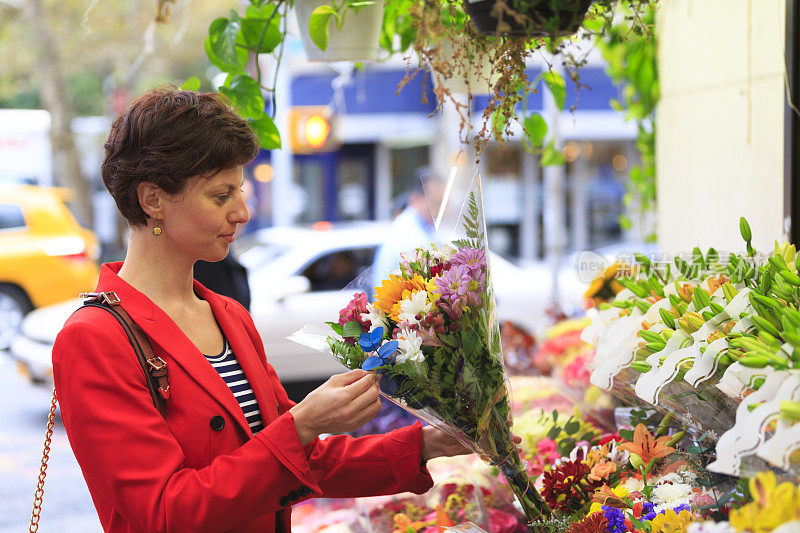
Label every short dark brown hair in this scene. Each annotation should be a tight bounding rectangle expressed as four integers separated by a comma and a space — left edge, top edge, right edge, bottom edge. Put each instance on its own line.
101, 85, 260, 227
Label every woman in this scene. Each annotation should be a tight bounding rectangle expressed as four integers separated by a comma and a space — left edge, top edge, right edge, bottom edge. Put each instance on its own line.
52, 87, 471, 533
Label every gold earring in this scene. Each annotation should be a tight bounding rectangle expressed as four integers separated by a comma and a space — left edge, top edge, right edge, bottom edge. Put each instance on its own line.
152, 218, 162, 236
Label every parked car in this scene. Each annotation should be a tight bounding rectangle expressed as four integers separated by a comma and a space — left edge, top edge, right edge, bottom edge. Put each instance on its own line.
0, 185, 98, 351
9, 222, 585, 386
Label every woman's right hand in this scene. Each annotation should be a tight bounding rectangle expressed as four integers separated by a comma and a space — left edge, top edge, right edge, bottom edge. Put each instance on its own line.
289, 369, 382, 445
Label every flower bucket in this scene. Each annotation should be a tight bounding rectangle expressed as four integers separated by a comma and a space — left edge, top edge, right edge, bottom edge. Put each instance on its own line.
461, 0, 593, 37
294, 0, 384, 62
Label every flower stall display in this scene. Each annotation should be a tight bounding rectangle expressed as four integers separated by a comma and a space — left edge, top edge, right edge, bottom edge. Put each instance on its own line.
292, 166, 550, 525
582, 218, 800, 479
291, 212, 800, 532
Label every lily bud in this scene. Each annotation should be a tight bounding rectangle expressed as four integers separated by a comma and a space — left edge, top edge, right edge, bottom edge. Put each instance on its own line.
684, 312, 705, 331
780, 401, 800, 421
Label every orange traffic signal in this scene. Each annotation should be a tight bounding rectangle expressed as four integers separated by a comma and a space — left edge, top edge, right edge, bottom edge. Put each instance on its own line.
288, 106, 337, 153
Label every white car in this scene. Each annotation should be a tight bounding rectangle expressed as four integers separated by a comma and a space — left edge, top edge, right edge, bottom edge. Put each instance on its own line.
9, 222, 586, 386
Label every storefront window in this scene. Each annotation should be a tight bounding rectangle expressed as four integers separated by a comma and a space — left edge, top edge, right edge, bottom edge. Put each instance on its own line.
336, 158, 370, 221
293, 160, 326, 224
484, 143, 523, 258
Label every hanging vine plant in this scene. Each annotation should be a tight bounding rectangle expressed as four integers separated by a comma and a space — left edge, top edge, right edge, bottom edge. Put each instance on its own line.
171, 0, 657, 163
384, 0, 656, 162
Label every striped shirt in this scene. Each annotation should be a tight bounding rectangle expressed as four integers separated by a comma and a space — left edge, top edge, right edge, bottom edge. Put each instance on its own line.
204, 337, 264, 434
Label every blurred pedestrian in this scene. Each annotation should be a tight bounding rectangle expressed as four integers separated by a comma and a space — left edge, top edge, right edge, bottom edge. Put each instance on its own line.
51, 87, 471, 533
370, 167, 446, 293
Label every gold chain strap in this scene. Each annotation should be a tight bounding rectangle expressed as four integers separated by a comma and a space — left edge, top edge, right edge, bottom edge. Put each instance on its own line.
29, 389, 57, 533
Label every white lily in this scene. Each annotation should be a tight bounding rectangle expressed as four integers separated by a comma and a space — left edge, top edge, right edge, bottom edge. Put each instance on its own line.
360, 303, 388, 333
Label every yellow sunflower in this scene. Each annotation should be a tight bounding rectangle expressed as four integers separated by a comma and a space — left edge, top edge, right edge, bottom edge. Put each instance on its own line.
374, 274, 427, 318
584, 262, 625, 305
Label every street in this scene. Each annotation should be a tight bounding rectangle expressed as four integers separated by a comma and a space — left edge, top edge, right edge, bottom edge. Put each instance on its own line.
0, 353, 101, 532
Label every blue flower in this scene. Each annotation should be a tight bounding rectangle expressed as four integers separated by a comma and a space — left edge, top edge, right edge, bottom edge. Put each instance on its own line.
642, 501, 656, 521
359, 327, 384, 352
671, 503, 691, 514
361, 355, 385, 371
360, 339, 399, 372
602, 506, 626, 533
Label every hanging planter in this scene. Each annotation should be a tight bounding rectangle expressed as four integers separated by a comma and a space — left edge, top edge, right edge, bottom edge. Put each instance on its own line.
294, 0, 385, 62
461, 0, 594, 36
431, 35, 499, 95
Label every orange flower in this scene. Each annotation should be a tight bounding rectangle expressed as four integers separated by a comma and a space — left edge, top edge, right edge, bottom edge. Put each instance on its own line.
677, 283, 694, 303
707, 274, 729, 295
588, 461, 617, 482
436, 505, 454, 531
591, 485, 627, 508
392, 513, 430, 533
374, 274, 427, 318
393, 513, 412, 532
617, 423, 675, 466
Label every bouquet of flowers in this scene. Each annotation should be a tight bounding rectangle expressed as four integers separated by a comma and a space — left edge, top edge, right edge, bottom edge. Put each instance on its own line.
294, 167, 550, 525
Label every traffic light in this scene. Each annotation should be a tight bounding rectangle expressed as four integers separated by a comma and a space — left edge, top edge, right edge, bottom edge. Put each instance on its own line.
288, 106, 338, 154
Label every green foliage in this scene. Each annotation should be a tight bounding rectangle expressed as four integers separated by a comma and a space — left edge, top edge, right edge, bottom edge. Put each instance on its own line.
201, 1, 285, 150
522, 112, 547, 150
596, 3, 658, 241
380, 0, 417, 53
453, 192, 485, 250
327, 337, 367, 368
180, 77, 201, 91
308, 1, 375, 51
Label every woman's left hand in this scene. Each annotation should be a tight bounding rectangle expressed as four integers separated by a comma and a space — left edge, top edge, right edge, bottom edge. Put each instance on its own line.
420, 423, 523, 462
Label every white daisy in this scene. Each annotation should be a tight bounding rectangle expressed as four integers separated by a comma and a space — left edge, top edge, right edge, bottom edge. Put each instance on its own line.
396, 328, 425, 365
651, 482, 693, 505
624, 477, 644, 493
397, 290, 433, 325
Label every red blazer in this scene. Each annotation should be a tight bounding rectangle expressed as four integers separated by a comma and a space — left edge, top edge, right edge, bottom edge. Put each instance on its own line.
53, 262, 433, 533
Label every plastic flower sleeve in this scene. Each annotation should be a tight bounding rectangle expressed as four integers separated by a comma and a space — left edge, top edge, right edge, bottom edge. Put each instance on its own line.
291, 166, 551, 525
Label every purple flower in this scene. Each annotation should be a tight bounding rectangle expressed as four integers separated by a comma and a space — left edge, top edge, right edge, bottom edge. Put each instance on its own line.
602, 506, 626, 533
671, 503, 691, 514
434, 264, 472, 305
451, 247, 486, 277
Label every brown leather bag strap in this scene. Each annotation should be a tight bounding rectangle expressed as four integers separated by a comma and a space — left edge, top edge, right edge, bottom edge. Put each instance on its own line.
80, 291, 169, 418
29, 292, 170, 531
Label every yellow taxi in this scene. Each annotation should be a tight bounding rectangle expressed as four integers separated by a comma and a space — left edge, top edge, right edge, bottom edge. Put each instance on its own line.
0, 185, 99, 349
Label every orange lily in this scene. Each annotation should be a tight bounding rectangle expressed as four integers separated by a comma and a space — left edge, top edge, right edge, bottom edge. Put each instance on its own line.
392, 513, 430, 533
436, 505, 454, 531
707, 274, 729, 295
591, 485, 627, 508
588, 460, 617, 482
618, 423, 675, 466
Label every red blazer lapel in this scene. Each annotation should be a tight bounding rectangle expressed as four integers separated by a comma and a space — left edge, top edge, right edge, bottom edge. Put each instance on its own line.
96, 263, 252, 436
198, 283, 279, 425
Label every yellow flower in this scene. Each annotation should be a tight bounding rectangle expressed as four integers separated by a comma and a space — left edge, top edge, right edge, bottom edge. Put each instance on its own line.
584, 262, 627, 302
774, 241, 798, 274
649, 509, 694, 533
425, 278, 440, 301
374, 274, 427, 319
729, 471, 800, 532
